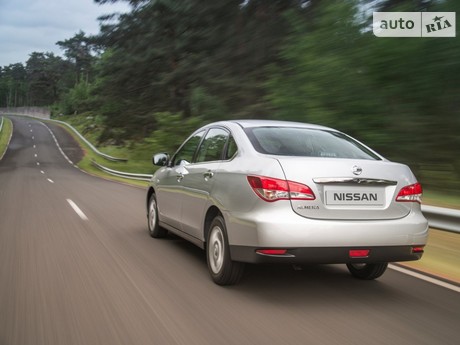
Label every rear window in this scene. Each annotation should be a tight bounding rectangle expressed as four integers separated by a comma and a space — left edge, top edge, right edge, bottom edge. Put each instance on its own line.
244, 127, 381, 160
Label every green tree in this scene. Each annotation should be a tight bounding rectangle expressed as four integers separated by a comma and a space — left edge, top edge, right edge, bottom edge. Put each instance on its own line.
93, 0, 304, 137
267, 0, 459, 193
57, 31, 96, 84
364, 0, 460, 191
59, 81, 96, 115
267, 1, 389, 143
25, 52, 72, 106
94, 0, 243, 136
0, 63, 27, 107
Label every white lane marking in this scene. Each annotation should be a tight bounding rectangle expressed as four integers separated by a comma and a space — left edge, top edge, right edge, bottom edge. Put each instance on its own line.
42, 123, 74, 166
30, 129, 33, 132
47, 178, 54, 184
33, 144, 36, 148
66, 199, 88, 221
40, 170, 45, 174
36, 162, 40, 166
389, 264, 460, 293
32, 136, 34, 140
34, 154, 37, 158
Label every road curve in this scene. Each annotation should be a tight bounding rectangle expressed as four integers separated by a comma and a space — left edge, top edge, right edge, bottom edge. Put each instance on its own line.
0, 116, 459, 345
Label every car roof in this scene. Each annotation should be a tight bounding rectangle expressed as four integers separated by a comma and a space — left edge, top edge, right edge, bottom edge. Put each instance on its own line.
224, 119, 334, 131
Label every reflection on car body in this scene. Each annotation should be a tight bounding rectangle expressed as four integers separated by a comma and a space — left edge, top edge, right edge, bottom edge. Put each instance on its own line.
146, 120, 428, 285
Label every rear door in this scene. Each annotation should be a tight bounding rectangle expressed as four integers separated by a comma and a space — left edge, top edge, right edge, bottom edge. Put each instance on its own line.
180, 127, 231, 240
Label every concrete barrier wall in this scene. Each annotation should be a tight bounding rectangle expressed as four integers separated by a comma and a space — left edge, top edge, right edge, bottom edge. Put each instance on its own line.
0, 107, 50, 119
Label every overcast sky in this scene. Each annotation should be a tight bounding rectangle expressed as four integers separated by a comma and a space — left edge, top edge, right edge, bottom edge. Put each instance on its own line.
0, 0, 130, 67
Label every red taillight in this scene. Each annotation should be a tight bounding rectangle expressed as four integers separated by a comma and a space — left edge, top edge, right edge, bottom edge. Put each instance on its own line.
256, 249, 288, 255
247, 175, 315, 202
396, 182, 423, 203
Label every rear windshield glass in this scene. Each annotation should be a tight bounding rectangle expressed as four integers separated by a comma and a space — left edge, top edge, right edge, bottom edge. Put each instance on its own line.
244, 127, 381, 160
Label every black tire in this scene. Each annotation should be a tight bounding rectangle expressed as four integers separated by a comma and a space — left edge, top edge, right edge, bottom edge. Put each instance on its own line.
346, 262, 388, 280
206, 216, 245, 286
148, 194, 167, 238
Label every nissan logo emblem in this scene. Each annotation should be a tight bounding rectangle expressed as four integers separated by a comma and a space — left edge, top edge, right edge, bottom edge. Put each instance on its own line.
352, 165, 362, 175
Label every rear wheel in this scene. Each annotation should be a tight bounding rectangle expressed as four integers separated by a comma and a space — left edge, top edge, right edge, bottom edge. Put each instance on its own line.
346, 263, 388, 280
206, 216, 244, 285
148, 194, 167, 238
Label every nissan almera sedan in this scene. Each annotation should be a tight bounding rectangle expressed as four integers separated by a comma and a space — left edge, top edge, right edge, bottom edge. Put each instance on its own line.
146, 120, 428, 285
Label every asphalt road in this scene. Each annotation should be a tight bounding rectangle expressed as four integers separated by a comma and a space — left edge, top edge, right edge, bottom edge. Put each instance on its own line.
0, 116, 459, 345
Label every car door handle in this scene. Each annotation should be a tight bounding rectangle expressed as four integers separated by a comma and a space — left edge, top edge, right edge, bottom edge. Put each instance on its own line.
176, 173, 184, 182
203, 171, 214, 180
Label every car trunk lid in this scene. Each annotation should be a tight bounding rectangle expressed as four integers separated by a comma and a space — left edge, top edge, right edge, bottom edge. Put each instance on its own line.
276, 157, 414, 220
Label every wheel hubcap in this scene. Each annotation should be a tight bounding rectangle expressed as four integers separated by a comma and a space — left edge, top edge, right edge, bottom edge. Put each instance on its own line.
209, 226, 224, 274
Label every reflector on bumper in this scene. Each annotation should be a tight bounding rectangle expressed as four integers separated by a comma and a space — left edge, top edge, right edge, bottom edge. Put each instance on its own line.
349, 249, 370, 258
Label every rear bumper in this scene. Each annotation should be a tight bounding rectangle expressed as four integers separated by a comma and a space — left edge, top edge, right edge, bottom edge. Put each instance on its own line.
225, 205, 429, 249
230, 245, 424, 264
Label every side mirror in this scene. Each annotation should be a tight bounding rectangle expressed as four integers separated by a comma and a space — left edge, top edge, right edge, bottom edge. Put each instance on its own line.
153, 153, 170, 166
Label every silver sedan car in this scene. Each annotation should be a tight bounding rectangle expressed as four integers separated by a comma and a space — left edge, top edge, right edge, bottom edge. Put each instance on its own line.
147, 120, 428, 285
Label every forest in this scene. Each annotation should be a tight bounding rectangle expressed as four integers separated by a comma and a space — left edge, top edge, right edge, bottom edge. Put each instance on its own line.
0, 0, 458, 194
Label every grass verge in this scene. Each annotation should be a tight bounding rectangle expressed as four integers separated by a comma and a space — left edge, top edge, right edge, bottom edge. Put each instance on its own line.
0, 117, 13, 160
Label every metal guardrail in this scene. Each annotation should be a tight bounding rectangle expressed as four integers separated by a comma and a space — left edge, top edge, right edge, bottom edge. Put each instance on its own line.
0, 116, 3, 133
421, 205, 460, 233
50, 119, 128, 162
91, 160, 153, 181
